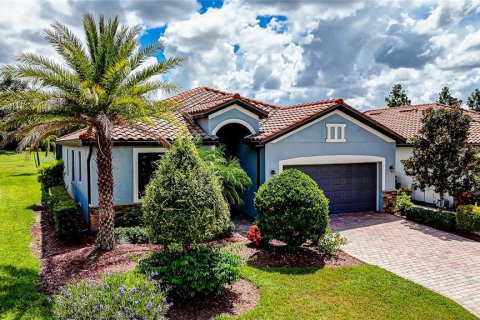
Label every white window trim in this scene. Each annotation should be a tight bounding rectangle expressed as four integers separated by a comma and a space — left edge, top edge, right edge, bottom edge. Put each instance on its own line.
278, 155, 386, 211
211, 119, 256, 135
133, 147, 167, 203
207, 104, 259, 120
326, 123, 346, 143
270, 110, 395, 144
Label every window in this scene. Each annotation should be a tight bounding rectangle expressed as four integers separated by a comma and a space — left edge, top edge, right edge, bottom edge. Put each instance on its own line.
71, 150, 75, 181
326, 123, 346, 142
78, 151, 82, 182
133, 148, 166, 202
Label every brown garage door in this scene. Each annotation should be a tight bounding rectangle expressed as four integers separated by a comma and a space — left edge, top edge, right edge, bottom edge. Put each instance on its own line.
284, 163, 377, 214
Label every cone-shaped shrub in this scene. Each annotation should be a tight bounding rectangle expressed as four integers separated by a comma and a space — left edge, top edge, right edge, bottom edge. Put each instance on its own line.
254, 169, 330, 248
143, 137, 230, 249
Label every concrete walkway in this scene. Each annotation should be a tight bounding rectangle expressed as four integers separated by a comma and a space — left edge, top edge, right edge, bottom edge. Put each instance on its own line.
331, 212, 480, 317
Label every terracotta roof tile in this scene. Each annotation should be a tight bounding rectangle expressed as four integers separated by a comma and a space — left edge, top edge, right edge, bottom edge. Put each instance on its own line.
57, 111, 213, 144
57, 87, 357, 144
365, 103, 480, 144
251, 99, 341, 141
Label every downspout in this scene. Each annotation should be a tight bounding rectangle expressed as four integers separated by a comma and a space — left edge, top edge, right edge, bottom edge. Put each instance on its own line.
256, 147, 261, 188
86, 145, 93, 225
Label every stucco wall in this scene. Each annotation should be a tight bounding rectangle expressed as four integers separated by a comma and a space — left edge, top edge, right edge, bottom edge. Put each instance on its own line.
62, 145, 91, 221
202, 105, 260, 135
396, 146, 453, 207
264, 112, 397, 211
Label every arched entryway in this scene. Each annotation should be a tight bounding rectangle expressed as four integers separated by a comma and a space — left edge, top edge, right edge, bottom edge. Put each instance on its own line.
215, 122, 258, 215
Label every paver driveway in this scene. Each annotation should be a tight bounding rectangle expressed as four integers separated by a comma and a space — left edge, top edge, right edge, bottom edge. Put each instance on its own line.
331, 212, 480, 317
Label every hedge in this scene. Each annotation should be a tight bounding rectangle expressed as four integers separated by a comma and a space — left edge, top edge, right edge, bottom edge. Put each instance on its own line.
38, 160, 64, 191
115, 226, 149, 243
456, 205, 480, 232
49, 186, 82, 241
405, 207, 456, 232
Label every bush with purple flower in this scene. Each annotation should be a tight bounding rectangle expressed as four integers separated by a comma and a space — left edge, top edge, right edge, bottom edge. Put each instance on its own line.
52, 272, 169, 319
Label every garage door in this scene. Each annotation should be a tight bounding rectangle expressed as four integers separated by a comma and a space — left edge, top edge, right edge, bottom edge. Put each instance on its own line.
284, 163, 377, 214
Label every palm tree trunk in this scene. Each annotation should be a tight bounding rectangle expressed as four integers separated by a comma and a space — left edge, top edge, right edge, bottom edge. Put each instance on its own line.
95, 121, 116, 250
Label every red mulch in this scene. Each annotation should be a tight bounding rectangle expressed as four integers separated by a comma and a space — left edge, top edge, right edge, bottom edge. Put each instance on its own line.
241, 240, 363, 268
167, 279, 259, 320
31, 209, 158, 295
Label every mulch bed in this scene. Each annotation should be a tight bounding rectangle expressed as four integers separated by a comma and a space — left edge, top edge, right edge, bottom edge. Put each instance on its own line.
31, 209, 158, 295
167, 279, 259, 320
242, 240, 363, 268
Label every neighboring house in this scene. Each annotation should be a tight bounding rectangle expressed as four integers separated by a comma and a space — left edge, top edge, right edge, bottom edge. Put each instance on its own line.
57, 87, 406, 230
365, 103, 480, 208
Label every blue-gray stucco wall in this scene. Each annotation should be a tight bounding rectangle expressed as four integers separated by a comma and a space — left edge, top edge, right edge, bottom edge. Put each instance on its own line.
62, 146, 91, 221
201, 106, 260, 135
264, 112, 396, 211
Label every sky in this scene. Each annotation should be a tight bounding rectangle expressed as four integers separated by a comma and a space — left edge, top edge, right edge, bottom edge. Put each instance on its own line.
1, 0, 480, 110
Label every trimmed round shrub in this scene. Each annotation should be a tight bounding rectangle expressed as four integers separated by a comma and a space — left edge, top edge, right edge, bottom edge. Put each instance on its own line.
396, 192, 413, 214
143, 138, 230, 249
254, 169, 330, 248
138, 246, 242, 300
52, 272, 170, 319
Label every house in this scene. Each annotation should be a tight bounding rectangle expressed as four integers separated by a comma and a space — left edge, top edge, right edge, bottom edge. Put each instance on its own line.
365, 103, 480, 208
57, 86, 408, 230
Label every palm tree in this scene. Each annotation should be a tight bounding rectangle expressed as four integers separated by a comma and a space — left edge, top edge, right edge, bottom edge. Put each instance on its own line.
197, 144, 252, 207
0, 14, 184, 250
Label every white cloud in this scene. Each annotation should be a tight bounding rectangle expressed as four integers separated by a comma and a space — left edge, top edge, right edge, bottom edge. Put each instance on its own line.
1, 0, 480, 110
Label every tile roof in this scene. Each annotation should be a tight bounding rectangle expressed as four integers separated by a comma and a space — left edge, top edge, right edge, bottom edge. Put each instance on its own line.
365, 103, 480, 144
251, 99, 342, 141
57, 110, 213, 143
58, 86, 401, 145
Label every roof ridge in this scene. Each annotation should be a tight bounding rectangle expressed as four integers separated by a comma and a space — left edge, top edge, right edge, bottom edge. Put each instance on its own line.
284, 98, 343, 109
365, 102, 447, 113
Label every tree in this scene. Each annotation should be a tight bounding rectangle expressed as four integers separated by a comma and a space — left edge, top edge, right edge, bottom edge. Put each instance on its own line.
437, 87, 462, 107
143, 138, 230, 250
0, 14, 184, 250
197, 143, 252, 207
385, 84, 411, 107
467, 88, 480, 111
402, 107, 480, 208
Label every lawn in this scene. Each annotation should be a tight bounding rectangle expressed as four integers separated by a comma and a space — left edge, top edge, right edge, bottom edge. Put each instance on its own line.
220, 266, 477, 320
0, 151, 476, 320
0, 151, 51, 319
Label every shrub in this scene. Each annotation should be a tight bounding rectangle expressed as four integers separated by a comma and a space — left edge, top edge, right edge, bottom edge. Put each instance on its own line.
246, 225, 262, 247
138, 246, 242, 300
115, 208, 143, 227
115, 227, 149, 244
456, 191, 478, 206
405, 207, 456, 231
254, 169, 330, 248
38, 160, 64, 191
456, 205, 480, 232
397, 186, 411, 195
396, 192, 414, 214
49, 186, 83, 241
52, 272, 169, 319
143, 138, 230, 249
317, 228, 348, 257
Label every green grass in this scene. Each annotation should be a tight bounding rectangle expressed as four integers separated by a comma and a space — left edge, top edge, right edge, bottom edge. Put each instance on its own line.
0, 151, 52, 319
0, 151, 476, 320
218, 266, 477, 320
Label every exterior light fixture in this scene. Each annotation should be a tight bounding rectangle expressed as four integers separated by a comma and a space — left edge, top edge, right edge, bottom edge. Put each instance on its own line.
389, 165, 395, 173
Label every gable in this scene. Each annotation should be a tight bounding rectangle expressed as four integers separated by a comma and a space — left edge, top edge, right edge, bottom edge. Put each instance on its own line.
270, 110, 396, 144
198, 103, 261, 135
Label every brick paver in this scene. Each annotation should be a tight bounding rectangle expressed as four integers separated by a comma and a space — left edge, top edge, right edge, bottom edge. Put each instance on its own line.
331, 212, 480, 317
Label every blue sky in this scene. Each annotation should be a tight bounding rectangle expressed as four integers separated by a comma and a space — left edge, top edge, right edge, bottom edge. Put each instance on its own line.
1, 0, 480, 109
